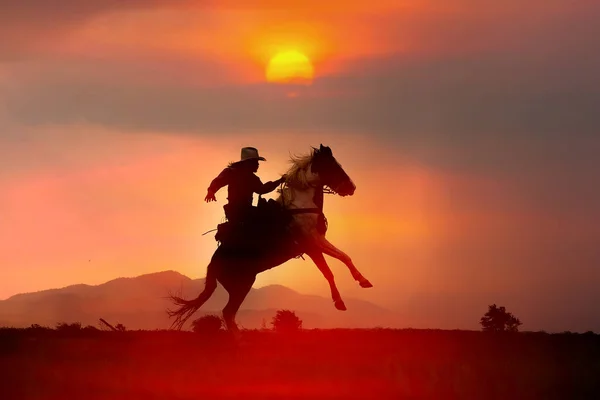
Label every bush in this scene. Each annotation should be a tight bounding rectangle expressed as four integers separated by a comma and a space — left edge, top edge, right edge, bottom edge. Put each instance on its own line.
271, 310, 303, 333
29, 324, 51, 331
191, 315, 223, 334
83, 325, 100, 332
55, 322, 82, 333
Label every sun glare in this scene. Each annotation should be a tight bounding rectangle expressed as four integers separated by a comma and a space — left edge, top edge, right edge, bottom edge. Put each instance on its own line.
266, 50, 314, 85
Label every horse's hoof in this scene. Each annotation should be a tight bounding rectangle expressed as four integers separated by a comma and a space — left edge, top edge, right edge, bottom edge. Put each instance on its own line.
334, 300, 347, 311
359, 279, 373, 288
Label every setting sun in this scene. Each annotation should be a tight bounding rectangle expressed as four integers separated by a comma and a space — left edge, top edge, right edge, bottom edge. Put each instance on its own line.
266, 50, 314, 85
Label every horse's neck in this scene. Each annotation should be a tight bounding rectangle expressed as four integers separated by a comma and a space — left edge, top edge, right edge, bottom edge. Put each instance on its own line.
293, 186, 318, 209
313, 184, 324, 209
278, 160, 323, 210
281, 186, 319, 209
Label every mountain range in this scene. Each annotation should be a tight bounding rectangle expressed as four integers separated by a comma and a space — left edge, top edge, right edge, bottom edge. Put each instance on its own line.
0, 271, 398, 330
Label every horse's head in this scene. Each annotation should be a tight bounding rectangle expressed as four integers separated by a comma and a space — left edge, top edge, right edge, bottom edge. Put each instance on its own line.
310, 144, 356, 196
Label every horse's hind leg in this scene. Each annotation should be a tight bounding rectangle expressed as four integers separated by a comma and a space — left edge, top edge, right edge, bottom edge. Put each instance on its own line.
306, 251, 347, 311
316, 236, 373, 288
219, 274, 256, 334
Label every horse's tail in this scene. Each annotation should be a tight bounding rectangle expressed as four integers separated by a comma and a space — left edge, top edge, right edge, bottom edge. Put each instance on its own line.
167, 263, 218, 330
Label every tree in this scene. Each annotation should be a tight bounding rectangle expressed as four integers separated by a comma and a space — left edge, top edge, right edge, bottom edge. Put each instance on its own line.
271, 310, 303, 333
480, 304, 522, 332
114, 323, 127, 332
191, 315, 223, 334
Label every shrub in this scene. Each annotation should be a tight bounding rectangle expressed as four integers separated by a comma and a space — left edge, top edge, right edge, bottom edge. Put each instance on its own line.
83, 325, 100, 332
191, 315, 223, 334
55, 322, 82, 333
271, 310, 303, 333
29, 324, 51, 331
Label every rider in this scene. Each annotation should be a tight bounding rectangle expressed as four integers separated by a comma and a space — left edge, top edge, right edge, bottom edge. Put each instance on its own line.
205, 147, 286, 231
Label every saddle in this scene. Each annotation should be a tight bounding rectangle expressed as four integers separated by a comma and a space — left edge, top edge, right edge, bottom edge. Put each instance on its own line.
215, 198, 293, 253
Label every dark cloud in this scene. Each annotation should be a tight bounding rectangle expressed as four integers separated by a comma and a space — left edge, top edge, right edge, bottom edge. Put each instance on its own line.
0, 0, 193, 21
0, 0, 183, 60
3, 0, 599, 136
6, 49, 599, 139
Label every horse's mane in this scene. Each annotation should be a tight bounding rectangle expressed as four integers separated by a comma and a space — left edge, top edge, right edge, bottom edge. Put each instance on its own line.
283, 150, 315, 189
276, 150, 315, 205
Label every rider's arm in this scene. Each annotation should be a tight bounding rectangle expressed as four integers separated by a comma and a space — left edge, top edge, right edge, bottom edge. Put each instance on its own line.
253, 175, 285, 195
207, 167, 232, 194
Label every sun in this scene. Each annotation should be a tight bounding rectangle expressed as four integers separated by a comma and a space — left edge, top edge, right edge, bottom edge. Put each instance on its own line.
266, 50, 314, 85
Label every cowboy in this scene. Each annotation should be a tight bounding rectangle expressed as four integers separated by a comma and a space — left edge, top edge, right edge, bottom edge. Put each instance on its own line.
205, 147, 286, 228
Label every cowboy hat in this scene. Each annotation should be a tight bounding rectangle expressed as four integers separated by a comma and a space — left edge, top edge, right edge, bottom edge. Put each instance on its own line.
240, 147, 266, 162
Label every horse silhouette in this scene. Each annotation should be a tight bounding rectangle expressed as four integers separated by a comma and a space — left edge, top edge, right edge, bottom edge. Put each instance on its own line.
168, 144, 372, 333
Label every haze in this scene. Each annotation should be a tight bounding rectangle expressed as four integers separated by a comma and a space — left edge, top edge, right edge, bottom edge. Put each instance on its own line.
1, 0, 599, 332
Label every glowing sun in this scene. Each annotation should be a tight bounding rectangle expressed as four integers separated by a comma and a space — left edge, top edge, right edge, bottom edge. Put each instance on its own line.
266, 50, 314, 85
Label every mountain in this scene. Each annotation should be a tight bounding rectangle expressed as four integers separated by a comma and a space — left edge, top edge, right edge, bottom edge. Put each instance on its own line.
0, 271, 398, 330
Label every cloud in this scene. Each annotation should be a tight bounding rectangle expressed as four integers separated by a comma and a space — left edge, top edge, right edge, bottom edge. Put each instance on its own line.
0, 1, 175, 59
0, 0, 399, 53
5, 50, 599, 141
2, 0, 599, 136
2, 0, 599, 204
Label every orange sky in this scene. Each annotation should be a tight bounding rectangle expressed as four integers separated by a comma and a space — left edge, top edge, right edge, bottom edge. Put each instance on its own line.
1, 0, 599, 331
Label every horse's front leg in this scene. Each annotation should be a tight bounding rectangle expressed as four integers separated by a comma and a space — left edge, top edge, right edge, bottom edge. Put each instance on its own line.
316, 236, 373, 288
306, 251, 347, 311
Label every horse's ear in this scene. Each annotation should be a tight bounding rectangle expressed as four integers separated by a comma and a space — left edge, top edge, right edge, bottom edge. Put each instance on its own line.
319, 144, 332, 155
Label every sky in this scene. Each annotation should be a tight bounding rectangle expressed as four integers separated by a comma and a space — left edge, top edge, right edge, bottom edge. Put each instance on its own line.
1, 0, 599, 332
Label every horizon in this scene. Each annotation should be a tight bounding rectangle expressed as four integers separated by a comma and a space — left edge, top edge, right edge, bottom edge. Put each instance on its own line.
0, 268, 596, 333
1, 1, 599, 333
0, 269, 305, 300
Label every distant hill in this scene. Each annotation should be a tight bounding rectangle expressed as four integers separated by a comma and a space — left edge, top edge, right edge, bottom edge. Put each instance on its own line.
0, 271, 397, 330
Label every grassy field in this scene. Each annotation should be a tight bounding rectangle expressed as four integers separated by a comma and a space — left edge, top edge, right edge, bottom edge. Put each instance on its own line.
1, 327, 599, 399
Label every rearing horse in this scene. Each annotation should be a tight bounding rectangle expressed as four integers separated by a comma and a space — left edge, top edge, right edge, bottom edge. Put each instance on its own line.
168, 144, 372, 332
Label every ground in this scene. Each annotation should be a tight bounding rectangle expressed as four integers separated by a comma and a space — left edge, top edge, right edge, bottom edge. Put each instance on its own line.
1, 328, 599, 399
